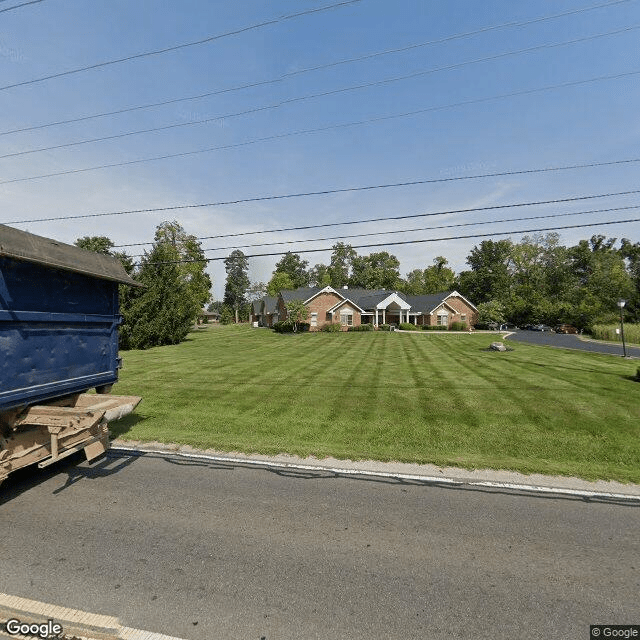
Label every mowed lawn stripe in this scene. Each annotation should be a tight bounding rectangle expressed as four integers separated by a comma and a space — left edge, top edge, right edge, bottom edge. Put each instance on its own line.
113, 325, 640, 482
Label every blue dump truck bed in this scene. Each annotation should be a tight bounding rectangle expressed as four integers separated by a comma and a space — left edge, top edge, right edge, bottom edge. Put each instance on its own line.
0, 224, 142, 485
0, 224, 140, 412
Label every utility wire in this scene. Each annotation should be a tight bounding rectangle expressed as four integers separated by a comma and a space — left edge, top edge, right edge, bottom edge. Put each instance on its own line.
2, 69, 639, 187
0, 1, 361, 92
110, 188, 640, 248
0, 0, 46, 14
135, 218, 640, 265
4, 24, 637, 160
129, 204, 640, 257
0, 0, 631, 137
5, 168, 640, 227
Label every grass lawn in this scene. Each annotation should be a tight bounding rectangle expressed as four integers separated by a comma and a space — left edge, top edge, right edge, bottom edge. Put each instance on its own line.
112, 325, 640, 483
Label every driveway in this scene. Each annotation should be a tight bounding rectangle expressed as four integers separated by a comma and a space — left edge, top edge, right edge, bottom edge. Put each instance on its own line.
504, 330, 640, 358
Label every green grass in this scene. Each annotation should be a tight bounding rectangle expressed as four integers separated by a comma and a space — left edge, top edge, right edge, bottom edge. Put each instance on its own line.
590, 323, 640, 346
112, 324, 640, 483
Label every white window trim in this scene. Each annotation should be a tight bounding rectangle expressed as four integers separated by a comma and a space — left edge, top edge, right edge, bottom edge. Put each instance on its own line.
340, 313, 353, 326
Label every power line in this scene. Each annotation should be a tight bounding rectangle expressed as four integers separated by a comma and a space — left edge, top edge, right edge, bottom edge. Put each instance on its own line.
2, 69, 639, 187
5, 167, 640, 227
136, 217, 640, 265
0, 0, 46, 14
0, 0, 361, 92
129, 204, 640, 257
0, 0, 630, 137
110, 188, 640, 248
4, 24, 638, 160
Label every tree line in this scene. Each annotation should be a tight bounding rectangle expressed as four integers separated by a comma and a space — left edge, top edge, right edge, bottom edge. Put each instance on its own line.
76, 223, 639, 348
222, 233, 640, 330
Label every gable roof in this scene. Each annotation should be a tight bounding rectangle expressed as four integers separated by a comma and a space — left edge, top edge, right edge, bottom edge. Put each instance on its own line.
327, 298, 366, 314
445, 290, 478, 311
275, 287, 477, 314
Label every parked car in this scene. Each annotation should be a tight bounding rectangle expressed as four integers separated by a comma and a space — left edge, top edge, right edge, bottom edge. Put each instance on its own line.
555, 324, 578, 334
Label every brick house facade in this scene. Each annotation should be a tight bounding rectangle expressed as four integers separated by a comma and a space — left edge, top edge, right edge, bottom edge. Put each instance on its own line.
258, 287, 477, 331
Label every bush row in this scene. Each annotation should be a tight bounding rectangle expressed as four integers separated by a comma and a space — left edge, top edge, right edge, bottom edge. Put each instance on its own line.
348, 323, 374, 331
273, 321, 310, 333
274, 321, 470, 333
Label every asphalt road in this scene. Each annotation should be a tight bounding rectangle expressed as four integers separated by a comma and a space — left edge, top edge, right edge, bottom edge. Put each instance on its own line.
504, 330, 640, 357
1, 451, 638, 640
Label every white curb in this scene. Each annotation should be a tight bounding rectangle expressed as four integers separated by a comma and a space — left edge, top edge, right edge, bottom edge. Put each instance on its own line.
0, 593, 187, 640
109, 446, 640, 502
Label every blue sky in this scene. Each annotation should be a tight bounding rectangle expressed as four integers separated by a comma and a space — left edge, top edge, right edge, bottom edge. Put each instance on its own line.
1, 0, 639, 299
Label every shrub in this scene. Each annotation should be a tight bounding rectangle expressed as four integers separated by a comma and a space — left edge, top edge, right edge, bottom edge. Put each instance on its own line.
450, 321, 468, 331
273, 321, 310, 333
422, 325, 447, 331
379, 324, 391, 331
399, 322, 418, 331
348, 324, 373, 332
322, 322, 342, 333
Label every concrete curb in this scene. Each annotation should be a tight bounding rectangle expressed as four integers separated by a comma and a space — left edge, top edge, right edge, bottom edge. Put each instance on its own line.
0, 593, 187, 640
109, 441, 640, 502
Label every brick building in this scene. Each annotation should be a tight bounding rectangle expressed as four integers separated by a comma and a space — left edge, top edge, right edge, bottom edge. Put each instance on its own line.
252, 287, 477, 331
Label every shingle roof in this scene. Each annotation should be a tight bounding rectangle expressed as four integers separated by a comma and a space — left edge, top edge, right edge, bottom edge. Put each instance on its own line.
0, 223, 141, 286
340, 288, 392, 309
280, 287, 321, 303
274, 287, 472, 314
403, 292, 453, 312
263, 296, 278, 314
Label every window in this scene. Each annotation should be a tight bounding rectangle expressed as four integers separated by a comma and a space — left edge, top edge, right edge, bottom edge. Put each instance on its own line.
436, 312, 448, 326
340, 313, 353, 326
461, 314, 466, 322
310, 312, 318, 327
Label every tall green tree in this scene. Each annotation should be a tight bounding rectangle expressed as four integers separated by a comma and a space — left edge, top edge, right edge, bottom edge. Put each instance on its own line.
328, 243, 356, 288
620, 238, 640, 321
309, 263, 331, 287
118, 242, 193, 349
567, 236, 634, 328
273, 252, 310, 288
405, 256, 456, 294
266, 271, 295, 296
350, 251, 401, 290
154, 221, 212, 315
224, 249, 250, 323
75, 236, 115, 255
456, 239, 514, 304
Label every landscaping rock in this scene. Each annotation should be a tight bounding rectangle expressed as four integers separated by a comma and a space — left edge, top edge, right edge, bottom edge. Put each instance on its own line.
490, 342, 507, 352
